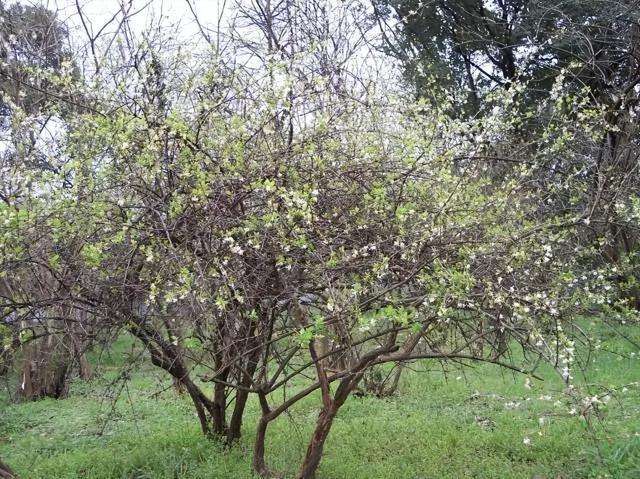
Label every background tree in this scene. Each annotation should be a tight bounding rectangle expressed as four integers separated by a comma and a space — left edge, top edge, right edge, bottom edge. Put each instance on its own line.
373, 0, 640, 113
0, 1, 93, 400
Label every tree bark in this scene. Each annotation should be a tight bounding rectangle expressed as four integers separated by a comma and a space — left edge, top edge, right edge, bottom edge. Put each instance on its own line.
212, 373, 228, 435
228, 336, 261, 443
129, 319, 222, 436
227, 386, 249, 442
0, 459, 17, 479
18, 338, 71, 400
296, 342, 398, 479
184, 380, 212, 436
252, 415, 271, 478
71, 309, 92, 380
77, 351, 92, 380
252, 390, 274, 478
297, 406, 337, 479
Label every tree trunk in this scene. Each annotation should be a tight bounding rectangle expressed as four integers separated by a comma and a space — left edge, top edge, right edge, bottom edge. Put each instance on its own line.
252, 415, 271, 478
227, 388, 249, 443
130, 319, 223, 437
18, 338, 71, 400
184, 380, 212, 436
297, 406, 337, 479
228, 341, 261, 443
172, 376, 185, 394
0, 459, 17, 479
212, 376, 228, 435
77, 351, 92, 380
295, 342, 399, 479
70, 309, 92, 380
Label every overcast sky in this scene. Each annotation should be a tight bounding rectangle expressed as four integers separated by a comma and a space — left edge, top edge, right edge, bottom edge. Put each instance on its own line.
38, 0, 231, 57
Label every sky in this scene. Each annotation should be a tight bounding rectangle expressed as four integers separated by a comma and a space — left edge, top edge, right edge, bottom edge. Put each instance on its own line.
32, 0, 233, 67
19, 0, 391, 76
48, 0, 227, 39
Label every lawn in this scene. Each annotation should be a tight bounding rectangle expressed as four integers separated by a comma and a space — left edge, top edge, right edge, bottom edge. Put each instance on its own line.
1, 324, 639, 479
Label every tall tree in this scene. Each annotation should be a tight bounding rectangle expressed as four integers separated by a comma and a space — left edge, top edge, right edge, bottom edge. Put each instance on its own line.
0, 2, 75, 124
0, 1, 92, 401
374, 0, 640, 113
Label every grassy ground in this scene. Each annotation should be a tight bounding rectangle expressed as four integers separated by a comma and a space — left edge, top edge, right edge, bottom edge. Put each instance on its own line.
1, 324, 639, 479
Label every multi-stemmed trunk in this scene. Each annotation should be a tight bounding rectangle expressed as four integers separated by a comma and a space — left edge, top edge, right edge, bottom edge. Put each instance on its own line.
296, 344, 399, 479
129, 313, 262, 442
17, 308, 94, 401
252, 338, 399, 479
130, 319, 223, 436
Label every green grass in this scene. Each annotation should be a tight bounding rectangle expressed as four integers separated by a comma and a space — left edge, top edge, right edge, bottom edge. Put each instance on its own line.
1, 325, 639, 479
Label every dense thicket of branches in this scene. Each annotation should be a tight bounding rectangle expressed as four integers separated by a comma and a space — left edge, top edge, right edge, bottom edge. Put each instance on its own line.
1, 1, 639, 478
375, 0, 640, 312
